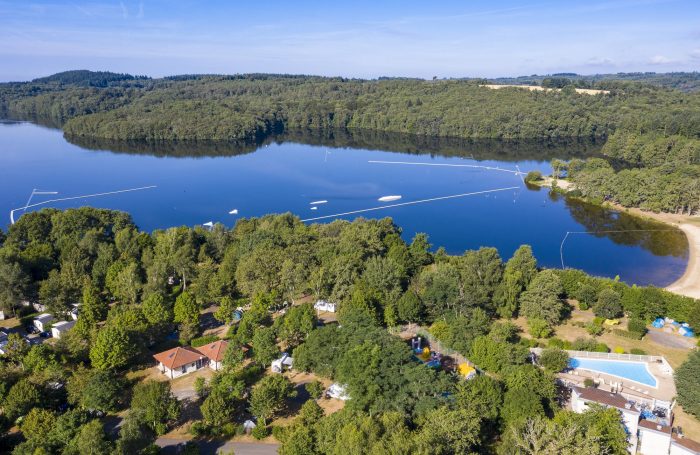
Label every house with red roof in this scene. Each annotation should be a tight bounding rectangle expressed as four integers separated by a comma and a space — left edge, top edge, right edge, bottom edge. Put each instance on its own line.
153, 346, 207, 379
195, 340, 229, 371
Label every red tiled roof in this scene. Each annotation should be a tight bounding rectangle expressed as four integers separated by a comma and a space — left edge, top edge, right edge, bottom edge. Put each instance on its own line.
673, 433, 700, 454
572, 386, 639, 413
153, 346, 204, 370
639, 419, 671, 434
195, 340, 229, 363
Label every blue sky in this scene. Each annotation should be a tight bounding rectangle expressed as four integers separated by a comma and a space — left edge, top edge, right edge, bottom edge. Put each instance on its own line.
1, 0, 699, 81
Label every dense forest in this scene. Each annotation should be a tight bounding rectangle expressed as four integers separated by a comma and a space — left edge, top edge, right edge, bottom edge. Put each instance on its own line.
0, 208, 699, 454
488, 71, 700, 92
1, 71, 699, 214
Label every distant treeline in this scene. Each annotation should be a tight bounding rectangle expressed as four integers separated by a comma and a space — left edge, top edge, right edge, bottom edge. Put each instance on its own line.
1, 71, 699, 213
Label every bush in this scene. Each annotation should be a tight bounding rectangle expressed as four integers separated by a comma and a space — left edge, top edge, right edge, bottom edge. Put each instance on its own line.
190, 335, 219, 348
528, 319, 553, 338
595, 343, 610, 353
612, 329, 644, 340
578, 302, 589, 311
571, 337, 609, 353
585, 322, 604, 336
675, 350, 700, 418
592, 317, 605, 325
189, 420, 211, 438
583, 378, 595, 388
628, 318, 648, 335
630, 348, 647, 355
305, 380, 324, 400
539, 348, 569, 372
548, 338, 572, 350
613, 346, 625, 354
252, 423, 269, 440
525, 170, 543, 183
594, 289, 623, 319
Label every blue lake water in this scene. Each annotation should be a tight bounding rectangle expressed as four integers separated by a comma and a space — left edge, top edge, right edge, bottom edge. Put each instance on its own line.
0, 121, 688, 287
569, 357, 657, 387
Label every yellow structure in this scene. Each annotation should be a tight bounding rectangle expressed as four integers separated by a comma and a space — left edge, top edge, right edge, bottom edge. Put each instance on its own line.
604, 319, 621, 326
458, 363, 476, 379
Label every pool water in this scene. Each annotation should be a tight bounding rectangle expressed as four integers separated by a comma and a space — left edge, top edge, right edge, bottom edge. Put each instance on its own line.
569, 357, 657, 387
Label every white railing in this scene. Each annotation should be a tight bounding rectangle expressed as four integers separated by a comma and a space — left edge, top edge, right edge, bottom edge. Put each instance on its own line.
530, 348, 674, 375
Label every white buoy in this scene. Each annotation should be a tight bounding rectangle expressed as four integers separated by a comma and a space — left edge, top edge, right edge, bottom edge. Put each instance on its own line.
378, 195, 402, 202
310, 200, 328, 205
229, 209, 239, 215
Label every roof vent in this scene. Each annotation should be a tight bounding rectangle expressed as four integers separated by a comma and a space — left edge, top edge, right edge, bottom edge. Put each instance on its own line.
657, 425, 663, 431
625, 403, 631, 409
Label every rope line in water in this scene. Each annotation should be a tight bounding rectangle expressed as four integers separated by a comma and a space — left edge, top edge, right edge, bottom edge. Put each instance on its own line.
368, 160, 528, 175
10, 185, 157, 224
301, 186, 519, 222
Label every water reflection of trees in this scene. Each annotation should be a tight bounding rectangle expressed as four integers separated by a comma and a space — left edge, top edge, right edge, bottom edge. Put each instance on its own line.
561, 195, 688, 258
66, 128, 603, 161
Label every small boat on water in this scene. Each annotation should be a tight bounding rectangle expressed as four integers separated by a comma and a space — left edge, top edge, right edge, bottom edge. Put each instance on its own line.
310, 206, 318, 210
229, 209, 239, 215
310, 200, 328, 205
203, 221, 214, 228
378, 195, 402, 202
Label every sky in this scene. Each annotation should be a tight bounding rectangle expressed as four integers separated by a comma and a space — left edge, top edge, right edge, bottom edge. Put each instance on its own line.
1, 0, 699, 81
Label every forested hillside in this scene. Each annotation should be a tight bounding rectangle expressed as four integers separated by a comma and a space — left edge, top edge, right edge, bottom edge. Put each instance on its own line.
0, 208, 698, 453
1, 71, 699, 214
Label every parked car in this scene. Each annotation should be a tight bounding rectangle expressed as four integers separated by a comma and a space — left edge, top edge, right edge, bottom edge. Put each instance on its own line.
25, 326, 39, 334
39, 331, 52, 338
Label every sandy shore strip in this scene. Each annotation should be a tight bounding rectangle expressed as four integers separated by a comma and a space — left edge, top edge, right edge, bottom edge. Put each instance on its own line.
666, 223, 700, 299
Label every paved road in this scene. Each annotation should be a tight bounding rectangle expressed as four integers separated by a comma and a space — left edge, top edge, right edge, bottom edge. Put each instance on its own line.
156, 438, 279, 455
647, 329, 696, 350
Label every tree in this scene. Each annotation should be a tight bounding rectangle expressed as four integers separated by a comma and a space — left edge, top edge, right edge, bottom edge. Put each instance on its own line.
0, 259, 29, 317
106, 261, 142, 304
594, 288, 623, 319
74, 279, 108, 338
174, 291, 200, 325
65, 419, 112, 455
142, 292, 173, 326
201, 388, 236, 426
252, 327, 279, 367
676, 350, 700, 418
277, 303, 316, 348
528, 318, 553, 338
280, 259, 307, 304
396, 290, 424, 325
298, 399, 324, 426
305, 381, 324, 400
415, 406, 482, 454
4, 332, 30, 364
501, 387, 545, 425
519, 270, 566, 325
3, 379, 41, 421
90, 325, 132, 370
130, 380, 180, 435
539, 348, 569, 372
20, 408, 55, 441
455, 374, 503, 423
67, 366, 124, 412
214, 295, 237, 323
249, 375, 296, 424
576, 283, 598, 310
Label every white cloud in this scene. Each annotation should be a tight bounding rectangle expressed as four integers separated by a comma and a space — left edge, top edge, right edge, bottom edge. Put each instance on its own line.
586, 56, 614, 66
648, 55, 675, 64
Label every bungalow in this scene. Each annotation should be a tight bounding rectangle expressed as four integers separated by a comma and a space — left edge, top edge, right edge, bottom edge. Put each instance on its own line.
153, 346, 207, 379
672, 433, 700, 455
51, 320, 76, 339
571, 386, 640, 452
639, 419, 673, 455
314, 300, 336, 313
69, 303, 80, 321
33, 313, 54, 333
271, 352, 293, 373
196, 340, 229, 371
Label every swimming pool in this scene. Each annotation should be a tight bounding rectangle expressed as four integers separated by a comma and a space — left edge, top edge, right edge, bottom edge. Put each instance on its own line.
569, 357, 657, 388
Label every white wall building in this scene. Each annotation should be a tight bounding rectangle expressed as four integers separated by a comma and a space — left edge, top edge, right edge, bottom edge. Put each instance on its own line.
51, 320, 76, 339
639, 419, 672, 455
314, 300, 336, 313
33, 313, 54, 332
153, 346, 207, 379
671, 434, 700, 455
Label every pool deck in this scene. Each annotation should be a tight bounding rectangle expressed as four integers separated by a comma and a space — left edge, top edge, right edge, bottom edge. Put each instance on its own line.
559, 358, 676, 404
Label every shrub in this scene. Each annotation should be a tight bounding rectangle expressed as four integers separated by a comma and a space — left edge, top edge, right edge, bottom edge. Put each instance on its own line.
539, 348, 569, 372
613, 347, 625, 354
628, 318, 648, 335
189, 420, 211, 438
612, 329, 644, 340
583, 378, 595, 388
191, 335, 219, 348
595, 343, 610, 353
305, 381, 324, 400
630, 348, 647, 355
585, 322, 604, 336
592, 317, 605, 325
525, 170, 543, 182
548, 338, 572, 350
528, 319, 553, 339
578, 302, 589, 311
252, 423, 269, 440
594, 289, 623, 319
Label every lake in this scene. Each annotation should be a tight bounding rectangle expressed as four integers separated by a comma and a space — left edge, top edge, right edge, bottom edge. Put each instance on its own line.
0, 121, 688, 287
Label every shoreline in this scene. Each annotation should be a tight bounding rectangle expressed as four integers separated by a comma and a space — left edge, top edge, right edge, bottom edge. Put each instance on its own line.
602, 203, 700, 299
